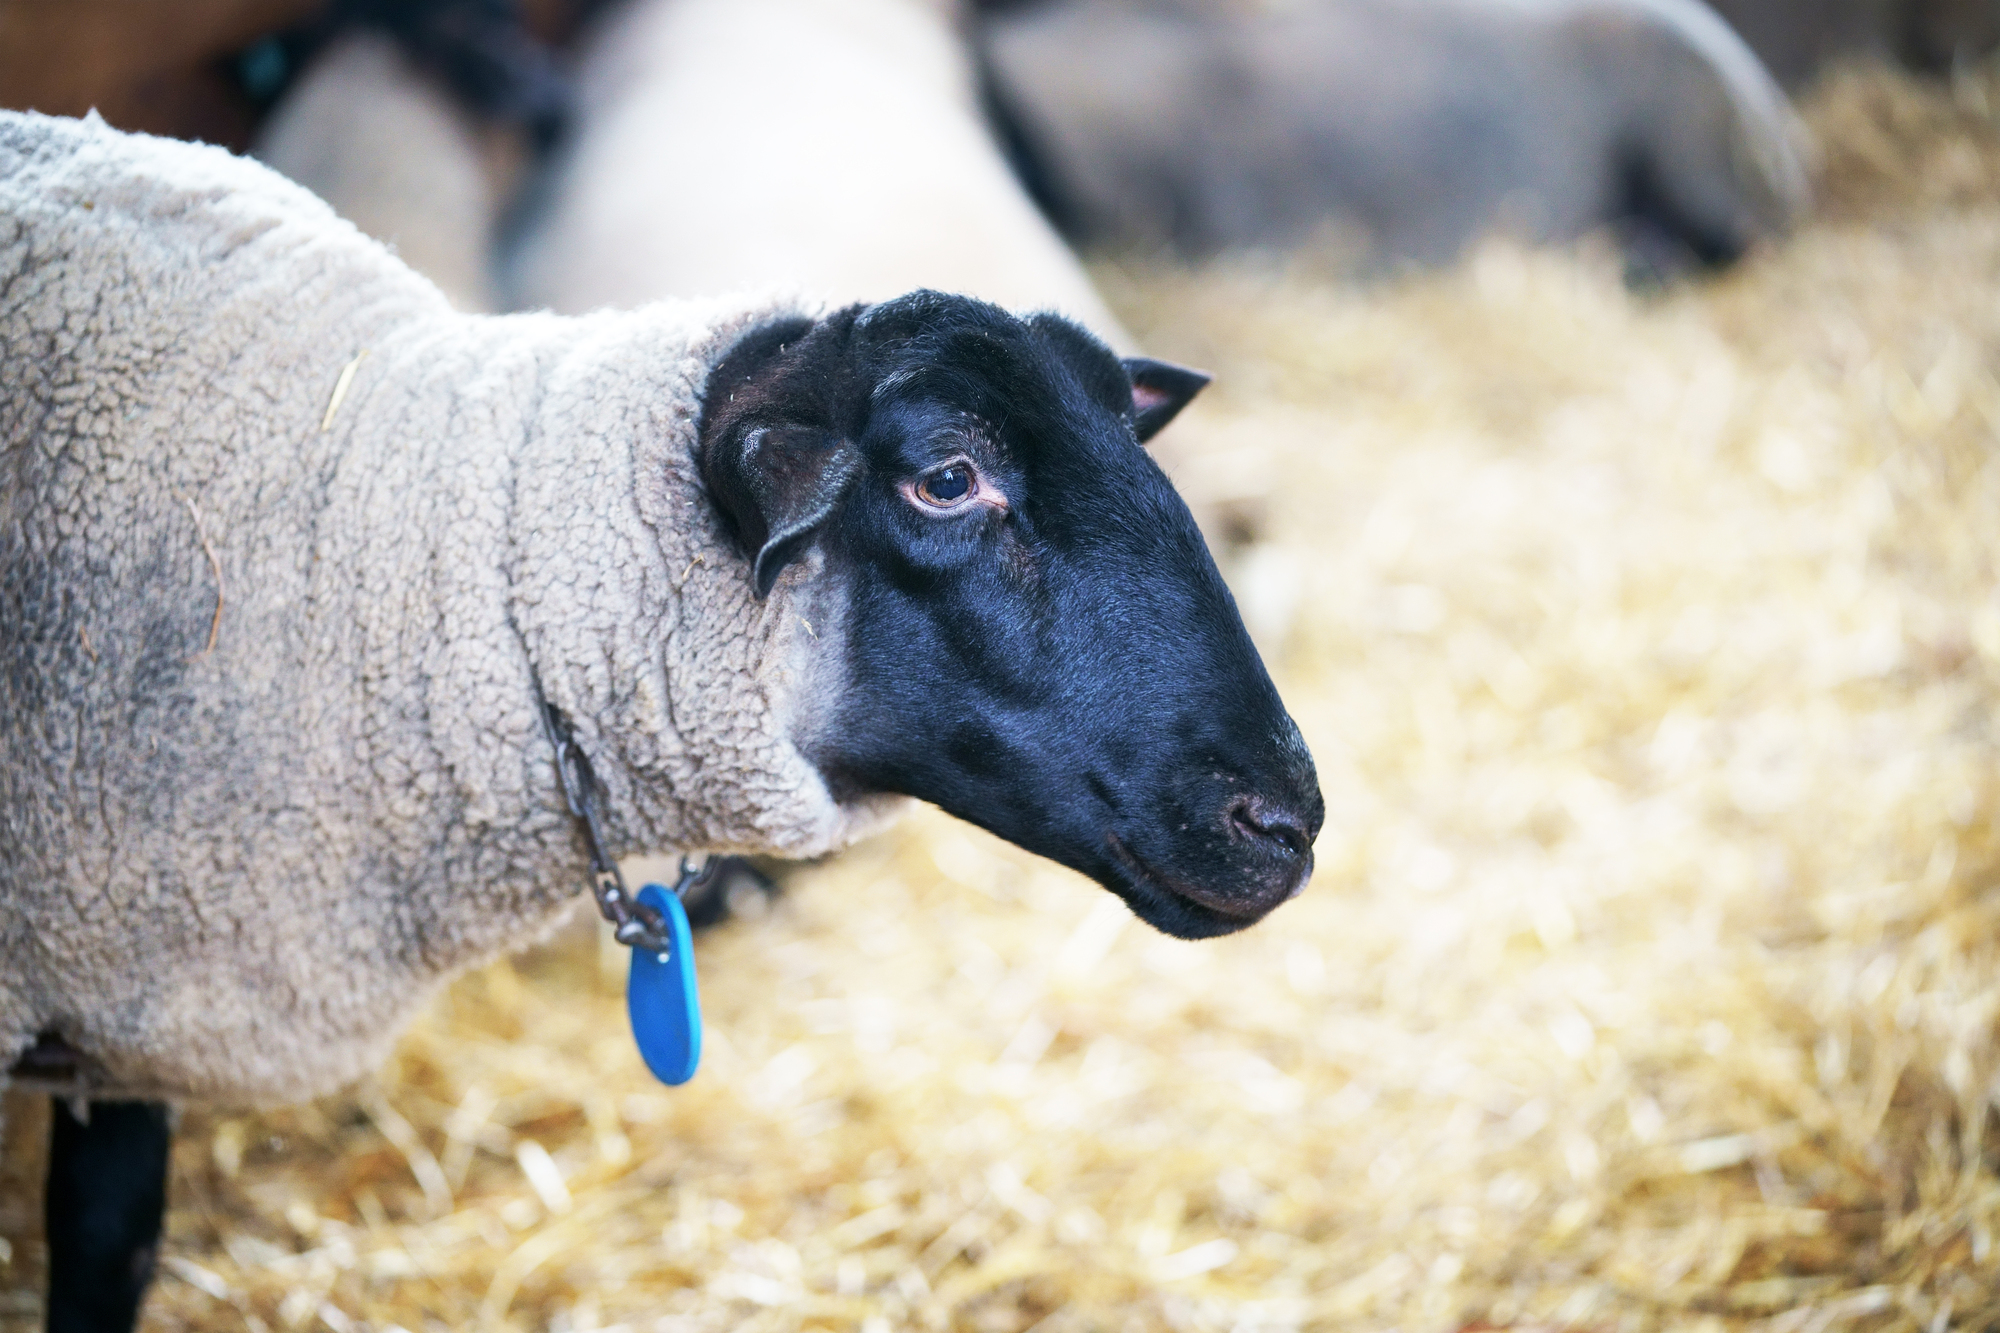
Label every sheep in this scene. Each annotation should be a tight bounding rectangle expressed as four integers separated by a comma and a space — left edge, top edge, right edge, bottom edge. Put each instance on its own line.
504, 0, 1132, 345
0, 109, 1320, 1330
975, 0, 1812, 273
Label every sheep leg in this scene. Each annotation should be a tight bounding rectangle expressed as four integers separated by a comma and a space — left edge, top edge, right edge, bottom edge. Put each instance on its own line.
43, 1099, 171, 1333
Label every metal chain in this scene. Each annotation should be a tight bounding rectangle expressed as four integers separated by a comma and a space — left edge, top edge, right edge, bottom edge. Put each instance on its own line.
537, 698, 716, 956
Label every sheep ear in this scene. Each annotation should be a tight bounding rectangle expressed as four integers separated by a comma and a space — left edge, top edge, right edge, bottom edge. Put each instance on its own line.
1123, 358, 1211, 443
707, 425, 861, 598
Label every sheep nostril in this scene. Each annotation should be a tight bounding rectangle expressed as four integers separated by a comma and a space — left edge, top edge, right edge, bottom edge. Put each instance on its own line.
1228, 797, 1313, 860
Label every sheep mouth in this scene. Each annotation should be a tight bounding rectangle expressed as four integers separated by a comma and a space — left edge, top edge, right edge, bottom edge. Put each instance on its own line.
1103, 832, 1271, 939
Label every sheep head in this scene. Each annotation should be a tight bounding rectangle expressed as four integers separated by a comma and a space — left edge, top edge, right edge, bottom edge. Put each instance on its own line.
697, 291, 1321, 939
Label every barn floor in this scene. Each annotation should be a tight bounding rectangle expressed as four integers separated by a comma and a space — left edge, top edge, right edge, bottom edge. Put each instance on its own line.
9, 61, 2000, 1333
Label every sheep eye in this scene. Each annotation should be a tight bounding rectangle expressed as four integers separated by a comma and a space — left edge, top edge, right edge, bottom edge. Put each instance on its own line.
916, 465, 973, 507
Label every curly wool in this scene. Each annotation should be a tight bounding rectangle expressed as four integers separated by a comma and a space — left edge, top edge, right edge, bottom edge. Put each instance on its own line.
0, 111, 898, 1106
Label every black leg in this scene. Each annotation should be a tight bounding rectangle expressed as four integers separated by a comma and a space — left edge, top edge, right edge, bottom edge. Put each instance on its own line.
44, 1099, 171, 1333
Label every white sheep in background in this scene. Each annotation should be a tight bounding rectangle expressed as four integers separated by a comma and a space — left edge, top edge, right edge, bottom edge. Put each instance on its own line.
505, 0, 1132, 344
253, 30, 521, 313
1, 107, 1316, 1330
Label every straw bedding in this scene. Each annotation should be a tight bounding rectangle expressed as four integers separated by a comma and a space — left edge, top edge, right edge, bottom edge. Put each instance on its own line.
7, 61, 2000, 1333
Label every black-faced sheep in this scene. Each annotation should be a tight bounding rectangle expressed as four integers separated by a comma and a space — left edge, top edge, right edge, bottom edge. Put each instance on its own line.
976, 0, 1812, 272
0, 109, 1318, 1330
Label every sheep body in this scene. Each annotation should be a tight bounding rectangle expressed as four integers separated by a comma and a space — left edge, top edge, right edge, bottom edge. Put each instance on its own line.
0, 110, 889, 1104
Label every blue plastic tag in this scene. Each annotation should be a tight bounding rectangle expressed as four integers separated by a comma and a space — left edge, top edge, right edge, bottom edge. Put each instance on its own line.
628, 883, 702, 1085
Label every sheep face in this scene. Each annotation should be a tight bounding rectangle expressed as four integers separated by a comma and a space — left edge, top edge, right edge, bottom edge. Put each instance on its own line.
698, 291, 1322, 939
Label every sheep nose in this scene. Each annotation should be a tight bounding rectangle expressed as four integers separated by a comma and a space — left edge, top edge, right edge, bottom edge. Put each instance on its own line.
1226, 794, 1320, 894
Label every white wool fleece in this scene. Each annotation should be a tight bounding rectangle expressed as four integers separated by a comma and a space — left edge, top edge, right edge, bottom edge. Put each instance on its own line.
0, 111, 900, 1105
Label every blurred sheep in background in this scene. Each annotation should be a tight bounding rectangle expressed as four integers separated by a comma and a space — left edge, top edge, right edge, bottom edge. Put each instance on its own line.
254, 31, 520, 312
251, 0, 574, 313
975, 0, 1812, 273
503, 0, 1131, 342
12, 0, 1993, 304
12, 0, 2000, 290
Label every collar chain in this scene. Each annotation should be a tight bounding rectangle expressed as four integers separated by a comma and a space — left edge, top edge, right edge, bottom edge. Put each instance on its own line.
537, 698, 716, 956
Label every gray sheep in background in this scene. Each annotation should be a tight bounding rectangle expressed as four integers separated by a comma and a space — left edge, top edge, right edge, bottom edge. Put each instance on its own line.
1, 107, 1318, 1329
977, 0, 1812, 272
